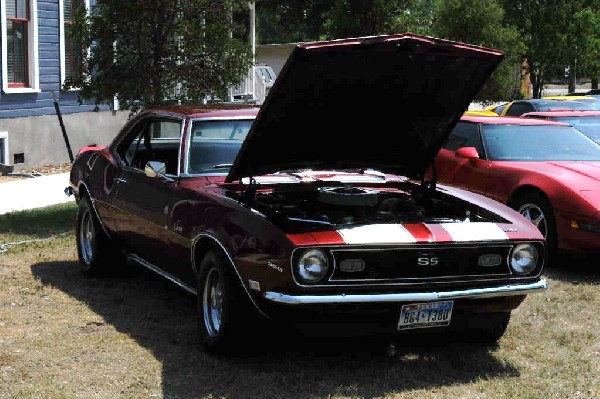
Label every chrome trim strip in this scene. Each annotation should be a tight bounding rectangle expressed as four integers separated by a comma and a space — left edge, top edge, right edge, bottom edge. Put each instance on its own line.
263, 279, 548, 305
128, 254, 197, 295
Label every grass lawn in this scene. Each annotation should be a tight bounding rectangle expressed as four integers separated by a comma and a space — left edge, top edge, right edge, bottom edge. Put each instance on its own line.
0, 204, 598, 399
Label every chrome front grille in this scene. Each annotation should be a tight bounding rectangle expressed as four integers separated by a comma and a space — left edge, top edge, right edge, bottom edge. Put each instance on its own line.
329, 244, 513, 282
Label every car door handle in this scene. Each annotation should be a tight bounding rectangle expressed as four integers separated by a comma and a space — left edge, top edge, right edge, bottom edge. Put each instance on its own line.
116, 177, 128, 184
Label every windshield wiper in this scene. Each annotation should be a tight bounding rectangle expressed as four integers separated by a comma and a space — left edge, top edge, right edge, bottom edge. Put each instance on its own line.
211, 163, 233, 169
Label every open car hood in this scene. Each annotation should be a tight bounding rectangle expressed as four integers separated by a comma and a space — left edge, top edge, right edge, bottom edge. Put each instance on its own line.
226, 33, 503, 183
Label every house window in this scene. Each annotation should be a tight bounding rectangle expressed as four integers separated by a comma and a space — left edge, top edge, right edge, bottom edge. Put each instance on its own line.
60, 0, 87, 86
1, 0, 39, 93
6, 0, 28, 87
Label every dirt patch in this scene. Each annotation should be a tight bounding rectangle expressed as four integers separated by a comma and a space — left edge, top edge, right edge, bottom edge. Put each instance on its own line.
0, 163, 72, 183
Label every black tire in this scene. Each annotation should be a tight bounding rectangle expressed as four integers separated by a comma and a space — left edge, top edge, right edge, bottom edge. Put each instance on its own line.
75, 196, 124, 276
196, 249, 251, 355
510, 192, 557, 255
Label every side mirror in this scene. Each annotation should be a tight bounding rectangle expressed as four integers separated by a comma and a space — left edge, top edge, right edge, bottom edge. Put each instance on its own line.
145, 161, 167, 178
455, 146, 480, 160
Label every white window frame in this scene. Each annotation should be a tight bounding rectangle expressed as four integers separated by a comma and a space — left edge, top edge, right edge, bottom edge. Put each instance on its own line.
59, 0, 89, 88
0, 131, 8, 165
1, 0, 40, 93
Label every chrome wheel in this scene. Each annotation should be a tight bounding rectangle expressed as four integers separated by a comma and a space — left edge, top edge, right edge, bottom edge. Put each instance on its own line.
518, 202, 547, 238
79, 210, 94, 264
202, 268, 224, 337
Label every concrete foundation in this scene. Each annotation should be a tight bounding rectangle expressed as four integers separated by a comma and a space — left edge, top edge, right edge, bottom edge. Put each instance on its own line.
0, 110, 130, 171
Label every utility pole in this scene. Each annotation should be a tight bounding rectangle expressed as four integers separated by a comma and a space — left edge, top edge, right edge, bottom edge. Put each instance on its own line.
249, 1, 256, 101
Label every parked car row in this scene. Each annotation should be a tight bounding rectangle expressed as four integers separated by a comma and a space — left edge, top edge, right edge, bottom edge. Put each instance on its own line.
434, 115, 600, 257
67, 33, 549, 354
522, 110, 600, 144
487, 96, 600, 117
458, 95, 600, 255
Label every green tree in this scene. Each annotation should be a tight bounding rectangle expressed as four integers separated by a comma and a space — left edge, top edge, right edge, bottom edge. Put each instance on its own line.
67, 0, 253, 112
554, 1, 599, 93
392, 0, 436, 35
257, 0, 436, 42
571, 7, 600, 90
321, 0, 446, 39
256, 0, 335, 43
433, 0, 524, 102
500, 0, 586, 98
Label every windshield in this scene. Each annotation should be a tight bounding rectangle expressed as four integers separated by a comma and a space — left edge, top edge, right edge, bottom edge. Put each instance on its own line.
549, 116, 600, 142
482, 124, 600, 161
187, 119, 254, 174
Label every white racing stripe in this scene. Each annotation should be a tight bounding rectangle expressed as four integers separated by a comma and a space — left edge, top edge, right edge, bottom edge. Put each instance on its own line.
441, 222, 508, 241
338, 224, 416, 244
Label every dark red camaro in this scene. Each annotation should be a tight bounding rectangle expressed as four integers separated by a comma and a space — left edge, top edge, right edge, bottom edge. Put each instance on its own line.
67, 33, 547, 354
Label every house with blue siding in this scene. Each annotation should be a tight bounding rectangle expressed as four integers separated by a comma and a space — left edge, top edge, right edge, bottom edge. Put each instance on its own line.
0, 0, 129, 170
0, 1, 276, 171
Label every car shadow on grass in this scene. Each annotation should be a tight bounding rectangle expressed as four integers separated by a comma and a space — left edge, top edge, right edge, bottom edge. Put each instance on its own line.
32, 260, 519, 399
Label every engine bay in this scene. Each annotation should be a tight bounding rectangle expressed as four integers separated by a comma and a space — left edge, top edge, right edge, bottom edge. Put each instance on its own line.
251, 184, 500, 227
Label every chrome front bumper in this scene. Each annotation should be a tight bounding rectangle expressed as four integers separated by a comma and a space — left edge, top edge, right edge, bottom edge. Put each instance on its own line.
264, 279, 548, 305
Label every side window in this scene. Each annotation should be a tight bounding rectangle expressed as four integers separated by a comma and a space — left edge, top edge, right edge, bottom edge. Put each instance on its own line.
116, 118, 182, 174
149, 121, 181, 139
444, 122, 485, 157
506, 103, 533, 116
115, 121, 147, 169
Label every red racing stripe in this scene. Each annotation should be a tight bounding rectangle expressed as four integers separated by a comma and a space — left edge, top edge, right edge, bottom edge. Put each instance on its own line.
424, 224, 454, 242
286, 230, 345, 246
402, 223, 434, 242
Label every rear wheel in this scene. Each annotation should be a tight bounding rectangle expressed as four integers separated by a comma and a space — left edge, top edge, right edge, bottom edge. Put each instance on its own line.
510, 192, 557, 255
197, 249, 252, 355
76, 196, 124, 276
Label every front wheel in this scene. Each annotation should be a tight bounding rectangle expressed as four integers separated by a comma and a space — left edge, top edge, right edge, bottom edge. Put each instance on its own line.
510, 193, 557, 255
76, 196, 124, 276
197, 249, 251, 355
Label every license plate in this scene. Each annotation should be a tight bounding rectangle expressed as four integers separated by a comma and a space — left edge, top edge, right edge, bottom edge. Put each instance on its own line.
397, 300, 453, 330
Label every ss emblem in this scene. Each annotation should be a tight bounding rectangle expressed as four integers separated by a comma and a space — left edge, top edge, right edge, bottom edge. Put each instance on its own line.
417, 257, 439, 266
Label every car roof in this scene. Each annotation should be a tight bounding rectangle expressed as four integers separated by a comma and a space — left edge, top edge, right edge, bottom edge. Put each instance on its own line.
513, 98, 582, 104
460, 115, 569, 126
463, 110, 499, 116
522, 110, 600, 118
542, 95, 596, 101
139, 104, 260, 119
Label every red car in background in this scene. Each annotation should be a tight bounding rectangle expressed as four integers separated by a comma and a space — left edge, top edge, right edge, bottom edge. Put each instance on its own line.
434, 115, 600, 257
521, 110, 600, 144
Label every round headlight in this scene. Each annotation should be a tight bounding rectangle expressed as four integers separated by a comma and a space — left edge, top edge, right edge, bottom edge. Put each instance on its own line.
509, 243, 538, 274
296, 249, 329, 283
